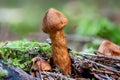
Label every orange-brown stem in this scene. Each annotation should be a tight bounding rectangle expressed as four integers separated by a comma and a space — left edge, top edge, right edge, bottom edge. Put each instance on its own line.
49, 30, 71, 75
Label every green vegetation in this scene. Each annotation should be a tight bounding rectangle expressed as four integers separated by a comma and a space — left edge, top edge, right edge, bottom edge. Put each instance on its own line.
0, 40, 52, 71
76, 16, 120, 44
63, 1, 120, 45
0, 69, 8, 79
0, 40, 95, 72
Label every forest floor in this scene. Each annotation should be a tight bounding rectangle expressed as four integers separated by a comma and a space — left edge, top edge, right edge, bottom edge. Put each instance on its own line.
0, 40, 120, 80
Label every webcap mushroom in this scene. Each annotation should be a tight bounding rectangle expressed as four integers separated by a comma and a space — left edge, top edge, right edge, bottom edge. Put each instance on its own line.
42, 8, 71, 75
98, 40, 120, 56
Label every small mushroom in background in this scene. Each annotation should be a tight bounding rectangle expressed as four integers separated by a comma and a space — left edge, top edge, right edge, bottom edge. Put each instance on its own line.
98, 40, 120, 56
31, 57, 52, 72
42, 8, 71, 75
30, 57, 52, 77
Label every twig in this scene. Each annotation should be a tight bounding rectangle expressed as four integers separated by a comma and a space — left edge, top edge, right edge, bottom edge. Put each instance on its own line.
95, 51, 120, 60
98, 74, 114, 80
87, 59, 120, 74
41, 71, 75, 80
0, 42, 8, 48
43, 72, 54, 80
93, 73, 104, 80
37, 61, 43, 80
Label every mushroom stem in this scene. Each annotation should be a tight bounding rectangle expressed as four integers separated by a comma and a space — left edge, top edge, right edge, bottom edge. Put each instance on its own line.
49, 30, 71, 75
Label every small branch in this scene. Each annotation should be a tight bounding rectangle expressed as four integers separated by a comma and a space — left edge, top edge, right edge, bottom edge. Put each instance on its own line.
41, 71, 74, 80
86, 59, 120, 74
95, 51, 120, 60
93, 73, 104, 80
0, 42, 8, 48
37, 62, 43, 80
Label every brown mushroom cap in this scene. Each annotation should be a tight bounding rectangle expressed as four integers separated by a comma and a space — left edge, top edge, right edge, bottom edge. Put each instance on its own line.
42, 8, 68, 33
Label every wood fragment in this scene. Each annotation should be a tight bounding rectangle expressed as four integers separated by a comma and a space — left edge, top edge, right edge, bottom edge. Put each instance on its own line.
92, 73, 104, 80
70, 53, 120, 79
87, 59, 120, 74
41, 71, 74, 80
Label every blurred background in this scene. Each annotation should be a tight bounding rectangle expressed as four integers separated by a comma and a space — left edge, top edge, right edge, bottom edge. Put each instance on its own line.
0, 0, 120, 51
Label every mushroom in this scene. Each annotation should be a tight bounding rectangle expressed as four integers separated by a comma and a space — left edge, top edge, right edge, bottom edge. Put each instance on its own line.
42, 8, 71, 75
98, 40, 120, 56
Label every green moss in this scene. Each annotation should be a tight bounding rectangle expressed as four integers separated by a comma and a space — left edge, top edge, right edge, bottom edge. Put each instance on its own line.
0, 40, 52, 71
0, 69, 8, 79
